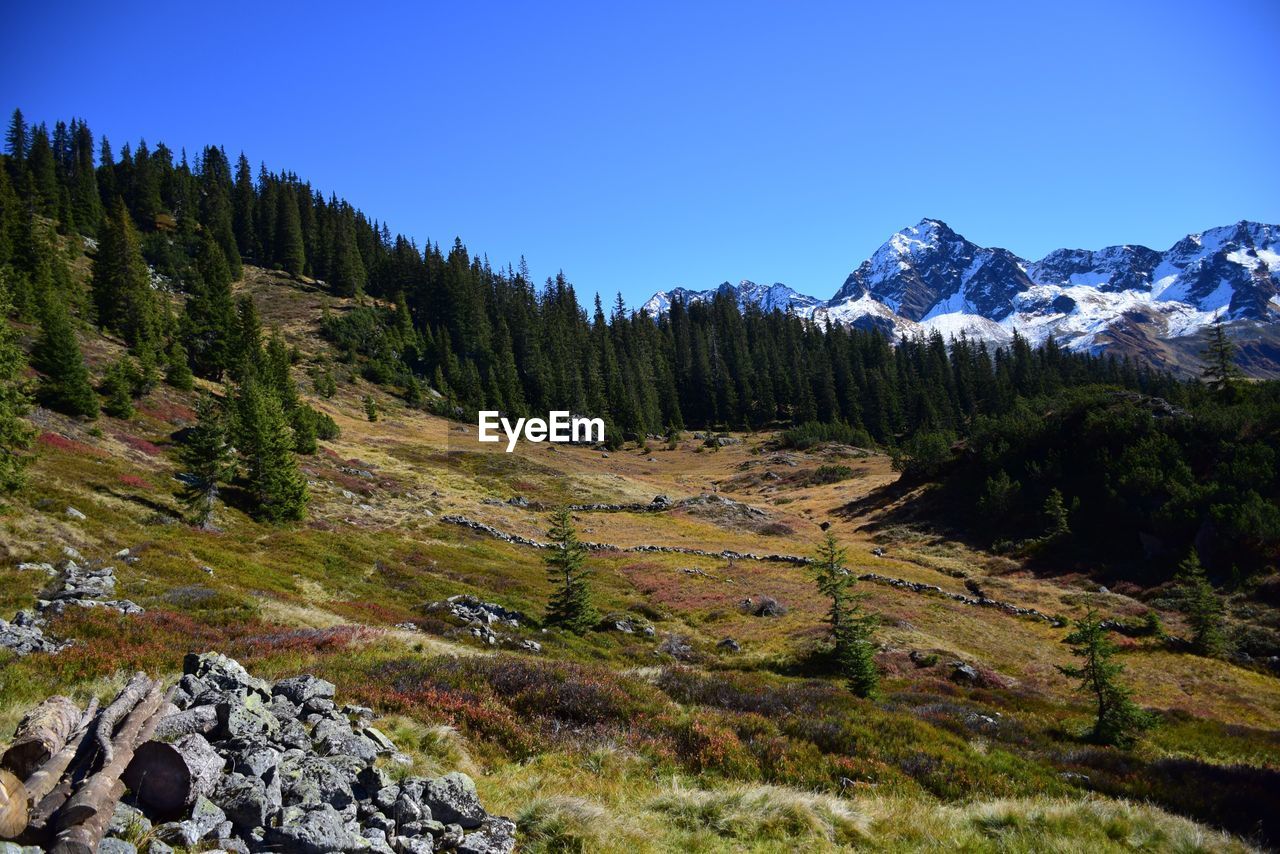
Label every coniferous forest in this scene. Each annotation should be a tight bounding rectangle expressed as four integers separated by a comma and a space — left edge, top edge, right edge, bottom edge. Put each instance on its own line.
1, 107, 1276, 578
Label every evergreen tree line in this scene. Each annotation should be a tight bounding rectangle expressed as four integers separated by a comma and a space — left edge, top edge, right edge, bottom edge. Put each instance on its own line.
5, 107, 1181, 450
1, 109, 333, 521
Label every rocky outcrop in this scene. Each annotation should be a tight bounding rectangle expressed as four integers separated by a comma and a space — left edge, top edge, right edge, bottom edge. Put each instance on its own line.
423, 595, 529, 647
0, 556, 143, 656
0, 653, 517, 853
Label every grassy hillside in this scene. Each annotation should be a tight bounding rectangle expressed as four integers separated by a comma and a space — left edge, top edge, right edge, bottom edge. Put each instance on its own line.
2, 268, 1278, 852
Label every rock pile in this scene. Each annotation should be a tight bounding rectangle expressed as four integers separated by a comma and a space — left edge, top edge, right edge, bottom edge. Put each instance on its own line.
0, 652, 517, 853
422, 596, 537, 650
0, 556, 143, 656
596, 613, 656, 637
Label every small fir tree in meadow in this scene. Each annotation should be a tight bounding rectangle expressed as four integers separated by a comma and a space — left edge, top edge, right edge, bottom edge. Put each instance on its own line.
312, 366, 337, 399
178, 395, 235, 528
33, 294, 97, 419
363, 394, 378, 422
235, 377, 308, 522
811, 532, 880, 698
1174, 551, 1226, 657
1058, 610, 1155, 747
544, 507, 597, 633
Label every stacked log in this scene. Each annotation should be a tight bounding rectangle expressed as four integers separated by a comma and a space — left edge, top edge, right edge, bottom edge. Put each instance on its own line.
0, 674, 169, 850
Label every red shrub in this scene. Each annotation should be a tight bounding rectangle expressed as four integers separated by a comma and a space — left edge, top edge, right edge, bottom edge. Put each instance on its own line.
37, 432, 107, 458
117, 473, 155, 490
116, 433, 165, 457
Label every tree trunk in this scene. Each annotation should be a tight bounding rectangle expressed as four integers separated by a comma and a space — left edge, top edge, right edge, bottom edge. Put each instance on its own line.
93, 672, 150, 766
2, 696, 83, 779
49, 777, 122, 854
55, 678, 165, 830
20, 696, 99, 810
123, 733, 224, 812
0, 768, 27, 839
152, 704, 218, 741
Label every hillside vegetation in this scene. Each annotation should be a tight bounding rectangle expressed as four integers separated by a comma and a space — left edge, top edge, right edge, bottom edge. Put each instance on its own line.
0, 109, 1277, 852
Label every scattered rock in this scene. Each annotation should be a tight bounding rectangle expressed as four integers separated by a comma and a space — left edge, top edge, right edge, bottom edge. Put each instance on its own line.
717, 638, 741, 653
65, 506, 86, 520
740, 596, 787, 618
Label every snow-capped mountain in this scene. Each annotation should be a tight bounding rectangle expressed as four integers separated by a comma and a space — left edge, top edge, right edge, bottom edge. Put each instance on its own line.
642, 280, 823, 317
642, 219, 1280, 374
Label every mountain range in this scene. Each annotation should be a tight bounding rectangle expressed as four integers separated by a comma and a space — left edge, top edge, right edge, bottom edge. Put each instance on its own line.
642, 219, 1280, 376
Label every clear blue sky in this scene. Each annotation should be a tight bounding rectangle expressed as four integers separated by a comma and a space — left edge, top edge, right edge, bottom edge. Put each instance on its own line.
5, 0, 1278, 306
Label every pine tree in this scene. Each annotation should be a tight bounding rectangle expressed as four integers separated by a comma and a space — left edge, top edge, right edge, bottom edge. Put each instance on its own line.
235, 377, 308, 522
92, 199, 159, 350
32, 294, 97, 418
1043, 488, 1071, 539
362, 394, 378, 422
164, 339, 194, 390
811, 532, 881, 698
275, 184, 306, 276
182, 233, 237, 379
1058, 611, 1155, 747
0, 278, 34, 494
100, 358, 136, 418
177, 395, 235, 528
1200, 319, 1242, 399
1173, 551, 1226, 657
543, 507, 597, 633
812, 532, 853, 639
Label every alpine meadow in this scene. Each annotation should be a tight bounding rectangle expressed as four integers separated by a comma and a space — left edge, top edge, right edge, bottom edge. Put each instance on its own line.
1, 3, 1279, 852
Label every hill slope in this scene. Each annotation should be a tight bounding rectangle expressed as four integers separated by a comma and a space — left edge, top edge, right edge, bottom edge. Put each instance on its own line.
2, 266, 1278, 851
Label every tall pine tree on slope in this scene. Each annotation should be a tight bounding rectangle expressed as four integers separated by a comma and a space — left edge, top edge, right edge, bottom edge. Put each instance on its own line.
0, 276, 34, 494
92, 199, 160, 351
33, 290, 97, 418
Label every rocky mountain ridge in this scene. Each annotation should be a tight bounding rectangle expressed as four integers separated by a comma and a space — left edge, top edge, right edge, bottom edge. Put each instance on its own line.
643, 219, 1280, 375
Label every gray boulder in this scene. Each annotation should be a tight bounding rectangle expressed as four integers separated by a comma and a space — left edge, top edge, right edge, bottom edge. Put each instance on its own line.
422, 772, 486, 828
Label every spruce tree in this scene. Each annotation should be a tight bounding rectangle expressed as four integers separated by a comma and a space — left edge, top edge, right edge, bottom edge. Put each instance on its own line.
1173, 551, 1226, 657
235, 377, 308, 522
100, 357, 136, 418
1058, 611, 1155, 747
543, 507, 596, 633
275, 184, 306, 276
92, 199, 159, 350
33, 294, 97, 418
362, 394, 378, 422
164, 339, 194, 390
177, 395, 235, 528
1043, 488, 1071, 539
1200, 319, 1242, 399
0, 279, 34, 494
811, 532, 880, 698
182, 233, 237, 379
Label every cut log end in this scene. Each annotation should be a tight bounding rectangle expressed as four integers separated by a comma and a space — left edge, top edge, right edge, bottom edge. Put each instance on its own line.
0, 768, 28, 839
123, 734, 223, 813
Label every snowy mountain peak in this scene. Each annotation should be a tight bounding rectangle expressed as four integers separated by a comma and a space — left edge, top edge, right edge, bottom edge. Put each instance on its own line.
641, 279, 822, 318
641, 219, 1280, 375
